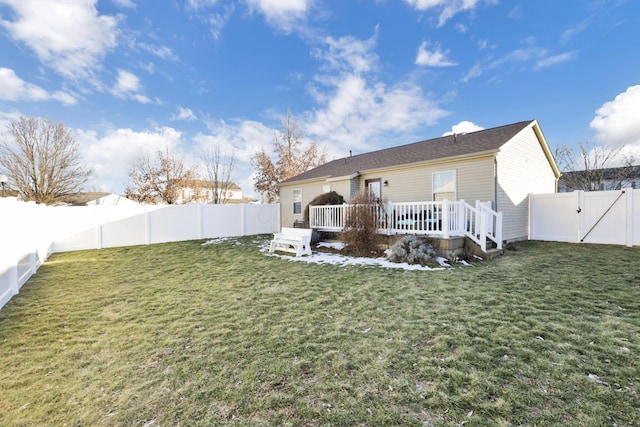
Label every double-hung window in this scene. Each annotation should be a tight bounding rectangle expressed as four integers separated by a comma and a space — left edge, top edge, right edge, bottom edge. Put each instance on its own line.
293, 189, 302, 214
432, 170, 456, 201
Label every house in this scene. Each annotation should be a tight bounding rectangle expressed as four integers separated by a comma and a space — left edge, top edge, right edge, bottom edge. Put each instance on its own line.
278, 120, 560, 247
558, 165, 640, 192
174, 180, 244, 204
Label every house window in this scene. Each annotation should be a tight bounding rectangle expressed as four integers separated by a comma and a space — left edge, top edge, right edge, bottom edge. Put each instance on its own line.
293, 189, 302, 214
323, 184, 331, 194
433, 170, 456, 201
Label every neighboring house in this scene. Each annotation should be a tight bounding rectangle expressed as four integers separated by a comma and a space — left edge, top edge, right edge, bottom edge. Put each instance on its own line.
558, 165, 640, 192
279, 120, 560, 245
174, 180, 244, 204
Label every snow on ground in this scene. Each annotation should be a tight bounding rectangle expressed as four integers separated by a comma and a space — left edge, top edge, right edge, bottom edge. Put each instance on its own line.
202, 238, 473, 271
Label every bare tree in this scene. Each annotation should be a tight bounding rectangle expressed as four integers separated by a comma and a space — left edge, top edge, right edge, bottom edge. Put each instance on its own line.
555, 141, 635, 191
340, 190, 385, 256
202, 143, 236, 204
125, 148, 198, 204
251, 110, 327, 203
0, 116, 91, 204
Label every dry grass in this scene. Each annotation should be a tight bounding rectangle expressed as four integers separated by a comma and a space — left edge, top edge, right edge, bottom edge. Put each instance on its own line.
0, 237, 639, 425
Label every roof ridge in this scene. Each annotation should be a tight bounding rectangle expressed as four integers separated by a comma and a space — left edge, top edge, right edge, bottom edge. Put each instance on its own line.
281, 120, 535, 184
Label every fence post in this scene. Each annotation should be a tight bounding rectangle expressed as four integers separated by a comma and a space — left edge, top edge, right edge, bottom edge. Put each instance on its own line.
310, 206, 315, 228
442, 200, 450, 239
240, 204, 246, 236
479, 209, 487, 252
145, 206, 151, 245
576, 191, 584, 243
9, 262, 18, 297
626, 190, 633, 247
197, 204, 203, 239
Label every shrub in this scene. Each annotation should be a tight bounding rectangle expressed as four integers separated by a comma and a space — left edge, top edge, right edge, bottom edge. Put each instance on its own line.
387, 235, 436, 265
340, 190, 385, 256
303, 191, 345, 227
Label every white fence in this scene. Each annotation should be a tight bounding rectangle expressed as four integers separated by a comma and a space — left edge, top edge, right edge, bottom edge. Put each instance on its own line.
0, 198, 280, 311
530, 189, 640, 247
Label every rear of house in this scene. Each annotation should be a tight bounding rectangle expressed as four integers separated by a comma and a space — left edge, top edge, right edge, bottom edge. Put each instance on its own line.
279, 120, 560, 243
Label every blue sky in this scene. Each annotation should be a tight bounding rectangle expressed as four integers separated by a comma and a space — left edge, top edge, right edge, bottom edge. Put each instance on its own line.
1, 0, 639, 198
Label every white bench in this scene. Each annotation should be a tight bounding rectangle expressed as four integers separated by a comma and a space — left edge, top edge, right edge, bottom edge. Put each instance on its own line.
269, 227, 312, 257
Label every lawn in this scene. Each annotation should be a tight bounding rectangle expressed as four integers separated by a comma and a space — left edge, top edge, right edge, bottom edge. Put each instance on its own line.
0, 237, 638, 426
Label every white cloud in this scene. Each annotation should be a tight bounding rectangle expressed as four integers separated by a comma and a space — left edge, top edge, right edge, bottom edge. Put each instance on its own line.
112, 69, 150, 103
79, 126, 184, 192
442, 120, 484, 136
404, 0, 491, 27
207, 5, 235, 40
137, 43, 179, 61
535, 51, 576, 69
245, 0, 311, 33
415, 41, 457, 67
112, 0, 136, 8
590, 85, 640, 148
197, 118, 274, 163
561, 17, 593, 43
306, 33, 448, 155
172, 107, 198, 121
115, 70, 141, 92
0, 110, 23, 132
313, 31, 379, 75
0, 67, 76, 105
193, 118, 276, 197
465, 44, 573, 82
186, 0, 219, 9
463, 64, 482, 82
0, 0, 118, 80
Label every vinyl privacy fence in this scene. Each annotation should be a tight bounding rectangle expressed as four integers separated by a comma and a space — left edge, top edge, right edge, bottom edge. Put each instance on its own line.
0, 198, 280, 310
530, 189, 640, 247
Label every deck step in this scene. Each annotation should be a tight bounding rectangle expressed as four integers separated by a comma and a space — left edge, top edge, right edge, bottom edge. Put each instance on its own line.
484, 247, 504, 260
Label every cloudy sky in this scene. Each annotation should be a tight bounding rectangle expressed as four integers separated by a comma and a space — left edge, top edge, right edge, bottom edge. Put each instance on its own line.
1, 0, 639, 197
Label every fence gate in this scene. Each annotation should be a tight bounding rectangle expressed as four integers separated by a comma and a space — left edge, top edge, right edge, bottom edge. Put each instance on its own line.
530, 189, 639, 247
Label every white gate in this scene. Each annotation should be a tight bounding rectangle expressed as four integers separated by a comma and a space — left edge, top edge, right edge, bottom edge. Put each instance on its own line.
530, 189, 640, 247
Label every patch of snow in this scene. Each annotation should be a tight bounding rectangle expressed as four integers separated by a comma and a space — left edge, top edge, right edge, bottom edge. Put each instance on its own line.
261, 240, 460, 271
202, 237, 233, 245
587, 373, 609, 386
435, 257, 451, 267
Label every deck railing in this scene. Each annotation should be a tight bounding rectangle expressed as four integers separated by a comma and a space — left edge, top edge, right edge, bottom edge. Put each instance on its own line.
309, 200, 502, 252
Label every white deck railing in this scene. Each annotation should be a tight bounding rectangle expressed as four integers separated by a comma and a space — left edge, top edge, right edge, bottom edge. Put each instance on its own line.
309, 200, 502, 252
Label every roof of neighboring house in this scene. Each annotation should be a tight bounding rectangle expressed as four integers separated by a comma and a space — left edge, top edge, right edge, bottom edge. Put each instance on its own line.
281, 120, 536, 184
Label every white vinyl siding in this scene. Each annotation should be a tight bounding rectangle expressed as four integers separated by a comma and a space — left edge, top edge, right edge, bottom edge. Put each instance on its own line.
358, 156, 494, 204
496, 123, 557, 241
279, 180, 349, 228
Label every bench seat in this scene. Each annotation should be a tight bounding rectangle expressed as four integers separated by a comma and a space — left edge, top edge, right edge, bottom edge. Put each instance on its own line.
269, 227, 312, 257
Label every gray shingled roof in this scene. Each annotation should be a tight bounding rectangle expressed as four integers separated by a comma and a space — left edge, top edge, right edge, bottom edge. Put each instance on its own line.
281, 120, 534, 184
